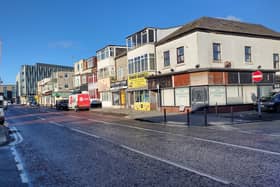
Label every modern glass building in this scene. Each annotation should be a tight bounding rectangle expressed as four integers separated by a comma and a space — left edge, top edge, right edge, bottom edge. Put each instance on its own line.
17, 63, 73, 104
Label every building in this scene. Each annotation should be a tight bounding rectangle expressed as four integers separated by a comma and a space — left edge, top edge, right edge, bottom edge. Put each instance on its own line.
0, 84, 16, 102
97, 45, 126, 107
149, 17, 280, 112
73, 59, 85, 92
126, 26, 181, 111
38, 71, 74, 106
111, 51, 128, 108
86, 56, 99, 100
17, 63, 73, 104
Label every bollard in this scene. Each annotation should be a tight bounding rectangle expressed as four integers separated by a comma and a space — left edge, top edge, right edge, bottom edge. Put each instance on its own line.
231, 106, 234, 124
187, 109, 190, 126
163, 108, 167, 123
204, 107, 208, 126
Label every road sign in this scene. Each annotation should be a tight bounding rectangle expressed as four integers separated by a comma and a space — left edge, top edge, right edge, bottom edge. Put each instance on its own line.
252, 70, 263, 83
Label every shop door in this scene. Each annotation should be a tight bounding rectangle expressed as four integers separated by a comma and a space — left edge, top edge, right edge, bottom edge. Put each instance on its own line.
191, 86, 208, 110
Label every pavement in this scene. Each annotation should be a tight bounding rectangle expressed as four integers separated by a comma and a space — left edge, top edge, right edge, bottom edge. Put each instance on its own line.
90, 107, 280, 126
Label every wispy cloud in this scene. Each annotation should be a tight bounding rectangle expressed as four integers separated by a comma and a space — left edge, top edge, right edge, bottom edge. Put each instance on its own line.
223, 15, 242, 22
48, 40, 74, 49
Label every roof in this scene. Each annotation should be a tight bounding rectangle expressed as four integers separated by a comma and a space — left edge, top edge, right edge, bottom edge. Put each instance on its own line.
157, 17, 280, 46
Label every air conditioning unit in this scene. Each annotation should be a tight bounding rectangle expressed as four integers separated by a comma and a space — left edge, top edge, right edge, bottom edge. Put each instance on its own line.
224, 61, 231, 68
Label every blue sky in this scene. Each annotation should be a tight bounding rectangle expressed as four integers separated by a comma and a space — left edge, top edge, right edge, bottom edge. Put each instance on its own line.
0, 0, 279, 84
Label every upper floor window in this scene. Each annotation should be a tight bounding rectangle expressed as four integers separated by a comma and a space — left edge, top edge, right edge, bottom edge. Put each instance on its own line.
126, 29, 155, 50
177, 47, 184, 64
164, 51, 170, 67
245, 46, 251, 63
274, 53, 279, 69
213, 43, 221, 61
127, 53, 152, 74
64, 84, 69, 88
64, 73, 68, 78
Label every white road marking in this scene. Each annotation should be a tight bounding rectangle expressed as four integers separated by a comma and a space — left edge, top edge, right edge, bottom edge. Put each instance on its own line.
87, 119, 280, 156
69, 115, 83, 119
120, 144, 230, 185
20, 173, 28, 183
70, 128, 100, 139
49, 121, 64, 127
48, 120, 230, 184
38, 117, 46, 120
16, 164, 23, 171
9, 128, 29, 184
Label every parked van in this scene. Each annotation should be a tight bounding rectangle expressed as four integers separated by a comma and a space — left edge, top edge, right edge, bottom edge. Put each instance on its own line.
68, 93, 90, 111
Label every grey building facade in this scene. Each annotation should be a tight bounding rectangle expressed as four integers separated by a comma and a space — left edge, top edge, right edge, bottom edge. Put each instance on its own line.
18, 63, 73, 104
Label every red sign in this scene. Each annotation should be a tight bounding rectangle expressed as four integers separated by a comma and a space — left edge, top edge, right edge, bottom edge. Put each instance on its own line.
252, 70, 263, 83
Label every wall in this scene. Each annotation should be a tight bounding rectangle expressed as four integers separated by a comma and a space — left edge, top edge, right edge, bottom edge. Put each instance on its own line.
156, 32, 199, 74
196, 32, 280, 70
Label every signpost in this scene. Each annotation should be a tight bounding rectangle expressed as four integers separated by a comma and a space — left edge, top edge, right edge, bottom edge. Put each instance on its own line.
252, 70, 263, 118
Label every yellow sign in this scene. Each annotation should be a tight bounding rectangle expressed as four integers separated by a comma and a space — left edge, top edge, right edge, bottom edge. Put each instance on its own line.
134, 102, 150, 111
128, 72, 148, 89
120, 90, 126, 105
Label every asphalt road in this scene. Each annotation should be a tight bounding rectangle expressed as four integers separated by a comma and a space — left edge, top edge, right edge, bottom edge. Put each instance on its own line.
2, 105, 280, 186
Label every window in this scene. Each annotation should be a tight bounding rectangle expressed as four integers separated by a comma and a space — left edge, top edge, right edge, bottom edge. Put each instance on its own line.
142, 31, 147, 44
136, 32, 141, 46
273, 53, 279, 69
213, 43, 221, 61
177, 47, 184, 64
64, 73, 68, 78
64, 84, 69, 88
245, 46, 251, 63
163, 51, 170, 67
149, 54, 155, 70
148, 30, 154, 43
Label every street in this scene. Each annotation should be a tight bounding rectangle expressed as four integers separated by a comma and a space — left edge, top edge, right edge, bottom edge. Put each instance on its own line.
2, 105, 280, 186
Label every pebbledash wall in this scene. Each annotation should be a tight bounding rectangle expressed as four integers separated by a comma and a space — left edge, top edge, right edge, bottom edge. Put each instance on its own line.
149, 18, 280, 112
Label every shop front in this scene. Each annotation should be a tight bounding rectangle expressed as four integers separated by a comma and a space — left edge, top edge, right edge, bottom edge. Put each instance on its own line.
111, 80, 127, 108
127, 72, 151, 111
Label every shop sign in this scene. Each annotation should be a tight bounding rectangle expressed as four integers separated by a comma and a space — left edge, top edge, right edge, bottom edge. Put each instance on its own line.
111, 80, 127, 89
134, 102, 150, 111
128, 72, 148, 89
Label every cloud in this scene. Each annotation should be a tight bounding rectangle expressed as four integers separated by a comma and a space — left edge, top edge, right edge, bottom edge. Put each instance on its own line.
223, 15, 242, 22
48, 40, 74, 49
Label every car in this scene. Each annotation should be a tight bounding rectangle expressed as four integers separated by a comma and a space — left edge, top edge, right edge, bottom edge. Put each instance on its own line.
56, 99, 69, 110
261, 93, 280, 112
90, 99, 102, 108
0, 108, 4, 125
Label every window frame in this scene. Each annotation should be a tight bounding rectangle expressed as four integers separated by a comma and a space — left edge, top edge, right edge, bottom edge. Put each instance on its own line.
273, 53, 279, 69
163, 50, 170, 67
245, 46, 252, 63
212, 43, 221, 62
176, 46, 184, 64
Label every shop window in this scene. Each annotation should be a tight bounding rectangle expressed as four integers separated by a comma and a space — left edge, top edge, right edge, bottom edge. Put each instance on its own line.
175, 87, 189, 106
161, 89, 174, 106
226, 86, 243, 104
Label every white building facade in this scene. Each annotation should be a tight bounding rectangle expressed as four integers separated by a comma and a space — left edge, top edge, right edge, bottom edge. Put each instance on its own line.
150, 17, 280, 112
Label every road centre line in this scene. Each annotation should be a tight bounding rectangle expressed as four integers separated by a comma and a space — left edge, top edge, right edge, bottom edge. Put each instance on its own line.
70, 128, 100, 139
87, 119, 280, 157
49, 121, 64, 127
120, 144, 230, 185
